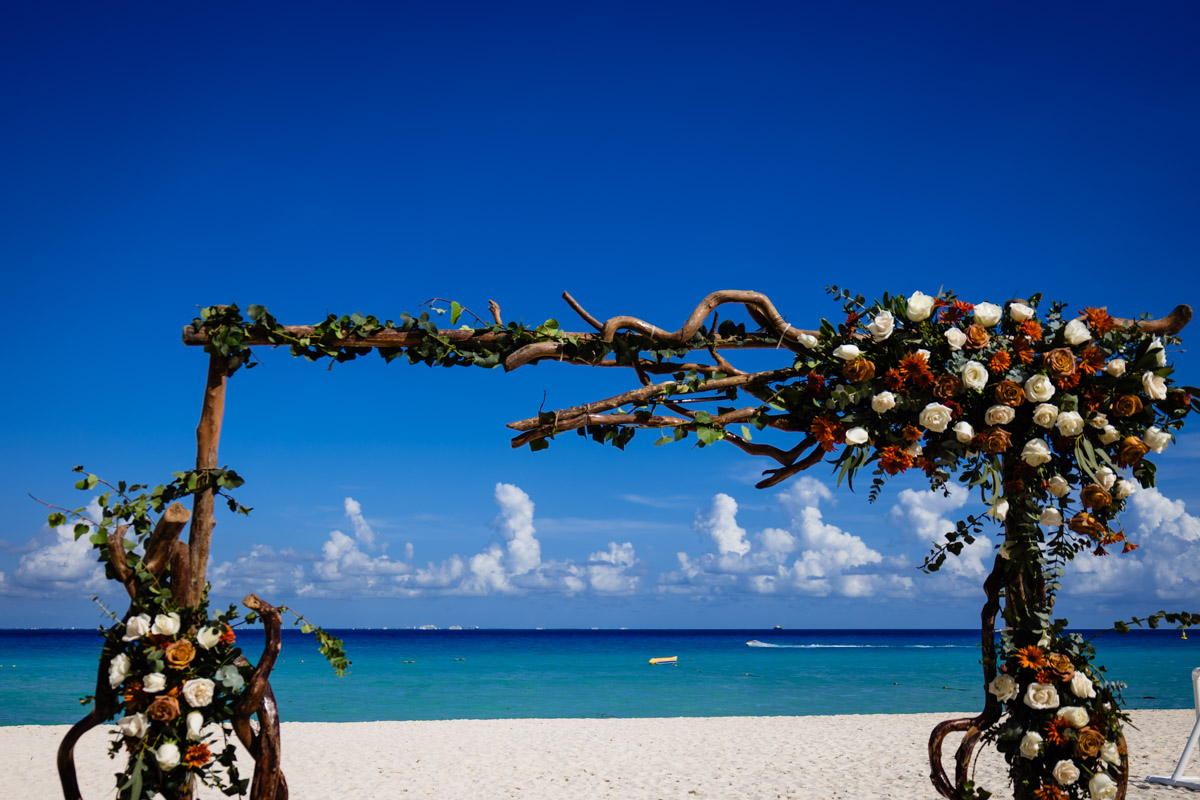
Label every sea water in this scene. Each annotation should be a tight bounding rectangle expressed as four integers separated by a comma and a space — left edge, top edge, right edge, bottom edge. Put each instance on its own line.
1, 628, 1194, 725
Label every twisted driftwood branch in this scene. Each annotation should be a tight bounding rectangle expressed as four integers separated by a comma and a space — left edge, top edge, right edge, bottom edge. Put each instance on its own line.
233, 594, 288, 800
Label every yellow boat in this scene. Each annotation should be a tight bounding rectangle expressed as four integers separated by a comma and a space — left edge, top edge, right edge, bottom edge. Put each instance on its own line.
648, 656, 678, 665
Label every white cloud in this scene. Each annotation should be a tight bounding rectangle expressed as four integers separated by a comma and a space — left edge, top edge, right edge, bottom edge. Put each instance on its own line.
695, 493, 751, 556
1, 499, 109, 598
493, 484, 540, 575
888, 485, 992, 593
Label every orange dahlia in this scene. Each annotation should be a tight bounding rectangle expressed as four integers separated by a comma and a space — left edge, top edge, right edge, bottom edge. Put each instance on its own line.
184, 743, 213, 768
810, 415, 846, 452
1015, 645, 1047, 671
1082, 307, 1119, 335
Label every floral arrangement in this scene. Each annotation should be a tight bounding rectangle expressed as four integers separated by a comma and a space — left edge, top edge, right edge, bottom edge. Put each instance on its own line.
104, 601, 250, 800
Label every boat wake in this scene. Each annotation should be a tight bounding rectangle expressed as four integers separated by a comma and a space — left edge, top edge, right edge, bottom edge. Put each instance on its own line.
745, 641, 968, 649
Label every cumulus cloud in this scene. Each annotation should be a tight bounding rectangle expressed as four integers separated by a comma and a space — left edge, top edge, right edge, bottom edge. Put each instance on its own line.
888, 484, 993, 594
660, 478, 912, 598
0, 499, 109, 598
210, 485, 642, 599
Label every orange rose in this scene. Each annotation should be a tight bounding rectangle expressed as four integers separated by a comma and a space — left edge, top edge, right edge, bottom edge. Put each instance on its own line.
1116, 436, 1150, 468
994, 380, 1025, 407
932, 375, 962, 402
1044, 347, 1077, 380
964, 324, 991, 350
164, 640, 196, 670
975, 426, 1013, 453
1111, 395, 1143, 417
1075, 728, 1105, 759
1044, 653, 1075, 681
842, 357, 876, 383
146, 695, 180, 723
1069, 511, 1106, 541
1080, 484, 1112, 510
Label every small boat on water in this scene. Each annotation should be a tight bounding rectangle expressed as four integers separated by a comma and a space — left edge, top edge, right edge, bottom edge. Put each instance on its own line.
648, 656, 678, 665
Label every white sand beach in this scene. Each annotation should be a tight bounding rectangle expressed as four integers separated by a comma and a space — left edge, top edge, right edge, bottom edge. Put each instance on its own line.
6, 710, 1196, 799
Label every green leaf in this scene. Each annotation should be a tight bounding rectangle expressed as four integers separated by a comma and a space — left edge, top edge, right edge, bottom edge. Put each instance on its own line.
450, 301, 463, 325
741, 425, 752, 441
47, 512, 66, 527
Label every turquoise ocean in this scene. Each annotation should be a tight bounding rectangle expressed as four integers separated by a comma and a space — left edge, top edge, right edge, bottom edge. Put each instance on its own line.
1, 629, 1195, 726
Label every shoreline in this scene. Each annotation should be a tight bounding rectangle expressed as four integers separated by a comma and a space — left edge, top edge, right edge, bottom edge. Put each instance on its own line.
7, 710, 1197, 799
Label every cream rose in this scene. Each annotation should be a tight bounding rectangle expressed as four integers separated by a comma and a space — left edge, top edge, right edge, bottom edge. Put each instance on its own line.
953, 421, 974, 443
1009, 302, 1034, 322
945, 327, 966, 350
186, 710, 205, 741
142, 672, 167, 693
196, 626, 222, 650
1114, 479, 1135, 500
1070, 671, 1097, 699
1039, 507, 1063, 526
116, 712, 148, 739
1089, 773, 1118, 800
988, 674, 1019, 701
1144, 426, 1172, 453
1057, 706, 1090, 728
1032, 404, 1059, 429
182, 678, 215, 707
1089, 413, 1109, 429
988, 499, 1009, 521
906, 291, 934, 322
867, 310, 894, 341
151, 612, 181, 637
832, 343, 861, 361
961, 361, 989, 391
797, 333, 818, 349
845, 427, 869, 446
1063, 319, 1092, 345
1024, 682, 1060, 710
1105, 358, 1126, 377
974, 302, 1002, 327
985, 405, 1015, 426
1052, 759, 1080, 786
156, 742, 181, 771
1143, 371, 1167, 400
1056, 411, 1084, 437
108, 653, 131, 689
1021, 439, 1052, 467
871, 391, 896, 413
919, 403, 954, 433
1150, 337, 1167, 366
1099, 425, 1120, 445
1024, 374, 1055, 403
1048, 475, 1070, 497
1019, 731, 1043, 759
905, 442, 923, 458
122, 613, 152, 642
1099, 741, 1121, 765
1095, 466, 1116, 490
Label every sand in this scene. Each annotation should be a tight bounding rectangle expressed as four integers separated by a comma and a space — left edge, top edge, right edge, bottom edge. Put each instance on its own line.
5, 710, 1197, 799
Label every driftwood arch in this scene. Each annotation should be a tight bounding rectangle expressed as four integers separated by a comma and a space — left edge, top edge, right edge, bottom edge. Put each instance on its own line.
57, 290, 1193, 800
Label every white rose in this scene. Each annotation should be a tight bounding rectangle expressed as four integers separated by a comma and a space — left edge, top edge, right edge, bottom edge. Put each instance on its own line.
953, 421, 974, 443
196, 626, 222, 650
1114, 479, 1135, 500
974, 302, 1002, 327
988, 500, 1009, 521
1021, 439, 1052, 467
1143, 371, 1167, 400
155, 742, 181, 771
1032, 404, 1059, 429
845, 427, 869, 446
916, 348, 930, 362
797, 333, 818, 349
182, 678, 215, 708
867, 310, 894, 341
945, 327, 966, 350
1144, 426, 1172, 453
1048, 475, 1070, 497
985, 405, 1015, 426
122, 614, 152, 642
1099, 741, 1121, 765
186, 710, 205, 741
1063, 319, 1092, 345
1089, 773, 1118, 800
1038, 631, 1052, 648
871, 391, 896, 413
961, 361, 989, 392
1039, 507, 1063, 527
1024, 682, 1060, 710
905, 442, 923, 458
1105, 358, 1126, 377
1052, 759, 1080, 786
906, 291, 934, 322
142, 672, 167, 693
988, 673, 1019, 702
1009, 302, 1034, 322
1070, 672, 1097, 699
1095, 466, 1116, 490
1089, 413, 1109, 429
108, 653, 131, 689
1099, 425, 1120, 445
919, 403, 954, 433
1057, 706, 1090, 728
832, 344, 861, 361
1056, 411, 1084, 437
1019, 731, 1043, 759
1024, 374, 1056, 403
151, 612, 181, 637
1150, 337, 1167, 366
116, 713, 148, 739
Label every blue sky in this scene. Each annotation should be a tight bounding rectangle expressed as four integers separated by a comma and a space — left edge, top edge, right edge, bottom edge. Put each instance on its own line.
3, 1, 1199, 629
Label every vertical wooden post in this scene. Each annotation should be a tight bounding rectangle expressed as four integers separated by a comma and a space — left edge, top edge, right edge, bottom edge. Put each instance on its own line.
183, 353, 229, 608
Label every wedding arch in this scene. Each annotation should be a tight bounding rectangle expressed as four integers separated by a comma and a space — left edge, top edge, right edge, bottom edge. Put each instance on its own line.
48, 289, 1198, 800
